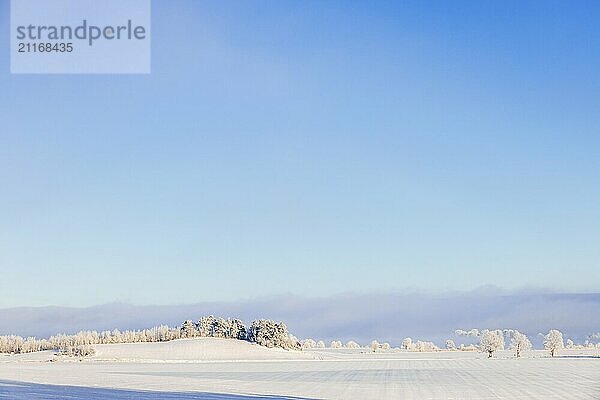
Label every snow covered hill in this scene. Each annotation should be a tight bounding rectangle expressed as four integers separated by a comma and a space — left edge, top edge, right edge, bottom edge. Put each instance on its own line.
90, 338, 315, 363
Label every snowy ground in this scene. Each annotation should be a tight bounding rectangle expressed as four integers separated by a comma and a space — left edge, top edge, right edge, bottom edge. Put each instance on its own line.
1, 339, 598, 399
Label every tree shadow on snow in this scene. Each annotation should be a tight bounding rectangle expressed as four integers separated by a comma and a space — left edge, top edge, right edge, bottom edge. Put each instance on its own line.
0, 380, 318, 400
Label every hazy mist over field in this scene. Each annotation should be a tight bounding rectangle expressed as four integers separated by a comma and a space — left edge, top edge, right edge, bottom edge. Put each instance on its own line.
2, 289, 597, 346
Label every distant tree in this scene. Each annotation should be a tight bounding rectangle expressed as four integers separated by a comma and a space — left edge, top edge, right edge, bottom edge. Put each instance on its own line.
455, 329, 479, 338
445, 339, 456, 350
468, 329, 480, 337
180, 320, 198, 338
586, 340, 595, 349
459, 344, 478, 351
111, 329, 123, 344
157, 325, 174, 341
316, 340, 326, 349
414, 340, 439, 352
226, 318, 246, 340
330, 340, 343, 349
346, 340, 361, 349
544, 330, 564, 357
21, 337, 44, 353
401, 338, 413, 350
480, 330, 505, 358
509, 331, 532, 358
301, 339, 316, 349
247, 319, 299, 350
370, 340, 380, 352
197, 316, 215, 337
211, 318, 230, 338
59, 344, 96, 357
381, 342, 391, 350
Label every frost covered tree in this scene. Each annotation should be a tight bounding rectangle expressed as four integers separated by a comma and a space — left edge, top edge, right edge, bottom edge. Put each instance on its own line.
187, 316, 248, 340
2, 336, 23, 353
370, 340, 380, 352
228, 319, 247, 340
401, 338, 413, 350
155, 325, 177, 342
509, 331, 532, 358
381, 342, 391, 350
316, 340, 325, 349
59, 344, 96, 357
585, 340, 595, 349
247, 319, 299, 350
211, 317, 230, 338
2, 315, 303, 354
197, 316, 215, 337
330, 340, 342, 349
301, 339, 316, 349
346, 340, 360, 349
180, 320, 198, 338
445, 339, 456, 350
289, 335, 301, 348
480, 330, 505, 358
3, 325, 180, 354
414, 340, 438, 352
455, 329, 480, 338
544, 330, 564, 357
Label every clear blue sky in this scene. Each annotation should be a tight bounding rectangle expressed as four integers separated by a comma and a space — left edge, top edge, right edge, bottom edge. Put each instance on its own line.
1, 0, 599, 307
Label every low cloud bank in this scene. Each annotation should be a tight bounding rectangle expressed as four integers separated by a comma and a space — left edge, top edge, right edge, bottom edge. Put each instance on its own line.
1, 289, 598, 346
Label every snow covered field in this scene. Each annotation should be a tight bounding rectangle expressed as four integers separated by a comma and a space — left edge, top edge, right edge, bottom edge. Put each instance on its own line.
0, 338, 598, 399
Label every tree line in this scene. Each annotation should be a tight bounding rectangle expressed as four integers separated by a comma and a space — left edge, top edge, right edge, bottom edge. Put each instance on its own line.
300, 329, 600, 358
0, 316, 299, 355
1, 320, 597, 358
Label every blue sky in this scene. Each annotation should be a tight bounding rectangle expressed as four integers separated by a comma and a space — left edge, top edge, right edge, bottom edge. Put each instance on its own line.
0, 0, 599, 307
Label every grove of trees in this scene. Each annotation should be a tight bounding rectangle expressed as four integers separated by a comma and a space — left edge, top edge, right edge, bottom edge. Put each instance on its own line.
0, 316, 299, 355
